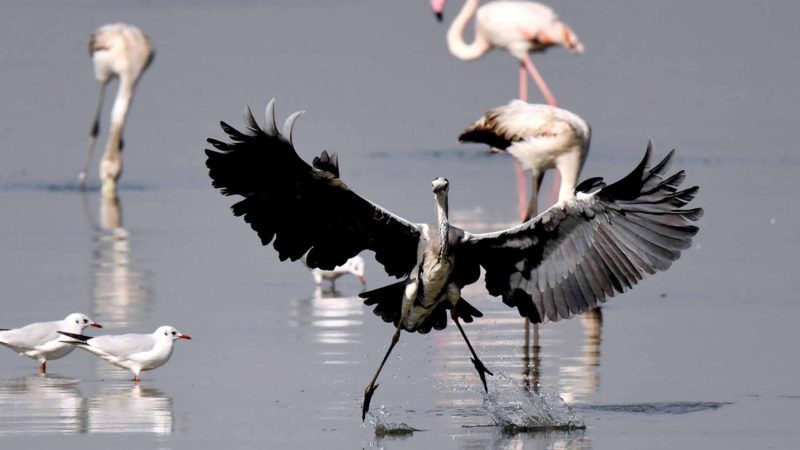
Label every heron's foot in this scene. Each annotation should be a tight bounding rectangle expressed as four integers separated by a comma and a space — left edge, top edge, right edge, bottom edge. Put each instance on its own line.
362, 382, 379, 421
471, 357, 493, 393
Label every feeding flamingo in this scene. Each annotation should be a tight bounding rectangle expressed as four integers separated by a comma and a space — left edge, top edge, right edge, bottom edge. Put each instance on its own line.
80, 23, 154, 196
459, 100, 590, 221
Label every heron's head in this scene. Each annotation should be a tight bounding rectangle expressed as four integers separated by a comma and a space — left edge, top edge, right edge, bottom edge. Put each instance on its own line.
430, 0, 446, 22
432, 177, 449, 195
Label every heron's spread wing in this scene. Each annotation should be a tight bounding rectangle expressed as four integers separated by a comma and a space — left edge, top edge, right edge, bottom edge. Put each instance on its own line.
205, 100, 421, 278
461, 143, 702, 323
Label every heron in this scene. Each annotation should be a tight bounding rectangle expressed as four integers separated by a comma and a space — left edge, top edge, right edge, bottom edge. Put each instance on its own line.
205, 99, 702, 420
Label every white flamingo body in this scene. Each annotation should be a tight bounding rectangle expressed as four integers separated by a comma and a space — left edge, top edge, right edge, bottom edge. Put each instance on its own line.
0, 313, 102, 373
59, 326, 190, 382
460, 101, 590, 220
475, 2, 570, 58
81, 23, 154, 195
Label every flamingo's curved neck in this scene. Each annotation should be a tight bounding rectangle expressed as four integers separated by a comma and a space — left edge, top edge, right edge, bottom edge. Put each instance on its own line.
104, 76, 135, 160
446, 0, 490, 61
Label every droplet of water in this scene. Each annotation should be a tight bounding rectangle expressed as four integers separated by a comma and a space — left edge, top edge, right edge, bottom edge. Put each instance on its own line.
480, 373, 585, 432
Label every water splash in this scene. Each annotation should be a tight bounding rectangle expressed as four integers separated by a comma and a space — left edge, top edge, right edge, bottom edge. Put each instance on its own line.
366, 405, 421, 438
480, 373, 585, 432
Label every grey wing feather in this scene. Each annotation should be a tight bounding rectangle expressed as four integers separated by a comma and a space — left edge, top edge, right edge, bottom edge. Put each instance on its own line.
87, 334, 156, 358
462, 143, 702, 323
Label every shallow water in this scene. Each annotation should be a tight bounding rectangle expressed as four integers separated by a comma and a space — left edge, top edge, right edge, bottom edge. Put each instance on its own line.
1, 1, 799, 449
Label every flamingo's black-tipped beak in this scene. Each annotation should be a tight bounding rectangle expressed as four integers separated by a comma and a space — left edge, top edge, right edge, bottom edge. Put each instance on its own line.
434, 11, 443, 22
90, 322, 102, 328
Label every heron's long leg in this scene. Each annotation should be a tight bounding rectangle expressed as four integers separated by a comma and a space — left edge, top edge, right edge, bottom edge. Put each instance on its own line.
80, 82, 106, 187
362, 323, 402, 421
451, 307, 493, 392
522, 55, 558, 107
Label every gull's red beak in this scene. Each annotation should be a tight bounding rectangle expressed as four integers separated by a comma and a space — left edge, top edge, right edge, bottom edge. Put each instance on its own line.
91, 322, 103, 328
359, 276, 366, 285
179, 334, 192, 340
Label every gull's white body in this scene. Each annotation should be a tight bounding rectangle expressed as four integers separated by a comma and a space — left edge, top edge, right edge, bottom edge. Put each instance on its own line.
308, 255, 366, 286
61, 326, 189, 381
0, 313, 100, 371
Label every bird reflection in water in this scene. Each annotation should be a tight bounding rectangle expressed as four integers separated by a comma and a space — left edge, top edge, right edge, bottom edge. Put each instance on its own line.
522, 308, 603, 403
0, 375, 175, 435
291, 287, 364, 351
0, 375, 87, 435
87, 384, 173, 434
84, 192, 153, 328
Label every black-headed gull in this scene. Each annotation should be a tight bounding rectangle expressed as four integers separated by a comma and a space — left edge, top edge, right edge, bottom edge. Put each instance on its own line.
58, 326, 190, 382
0, 313, 102, 373
305, 255, 366, 288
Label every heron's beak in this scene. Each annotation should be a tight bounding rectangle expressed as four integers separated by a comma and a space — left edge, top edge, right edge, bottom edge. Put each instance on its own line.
90, 322, 103, 328
179, 334, 192, 340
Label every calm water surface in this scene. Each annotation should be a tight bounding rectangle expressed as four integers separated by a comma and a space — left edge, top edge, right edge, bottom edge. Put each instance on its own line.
1, 1, 798, 449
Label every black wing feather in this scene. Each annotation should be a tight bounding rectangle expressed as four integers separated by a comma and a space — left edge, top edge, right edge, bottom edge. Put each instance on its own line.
205, 102, 421, 277
462, 143, 702, 323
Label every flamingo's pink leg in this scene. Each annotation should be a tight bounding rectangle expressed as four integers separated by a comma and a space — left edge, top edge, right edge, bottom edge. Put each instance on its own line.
522, 55, 558, 107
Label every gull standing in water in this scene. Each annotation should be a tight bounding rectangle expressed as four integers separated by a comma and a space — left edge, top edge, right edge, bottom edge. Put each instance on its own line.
0, 313, 102, 373
59, 326, 190, 383
205, 99, 702, 420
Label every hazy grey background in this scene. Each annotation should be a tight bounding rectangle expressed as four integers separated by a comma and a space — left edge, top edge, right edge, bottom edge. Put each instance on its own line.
0, 1, 798, 449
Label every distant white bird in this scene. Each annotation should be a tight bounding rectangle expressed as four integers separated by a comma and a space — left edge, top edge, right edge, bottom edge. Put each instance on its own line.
80, 23, 154, 196
0, 313, 102, 374
431, 0, 583, 105
459, 100, 591, 221
59, 326, 190, 383
305, 255, 366, 288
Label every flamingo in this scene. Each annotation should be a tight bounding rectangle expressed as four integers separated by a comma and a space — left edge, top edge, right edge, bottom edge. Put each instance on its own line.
80, 23, 154, 196
459, 100, 590, 221
205, 99, 702, 419
431, 0, 583, 106
431, 0, 584, 219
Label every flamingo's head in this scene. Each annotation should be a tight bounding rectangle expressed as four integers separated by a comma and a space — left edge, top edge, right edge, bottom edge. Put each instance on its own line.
544, 22, 584, 54
431, 0, 446, 22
